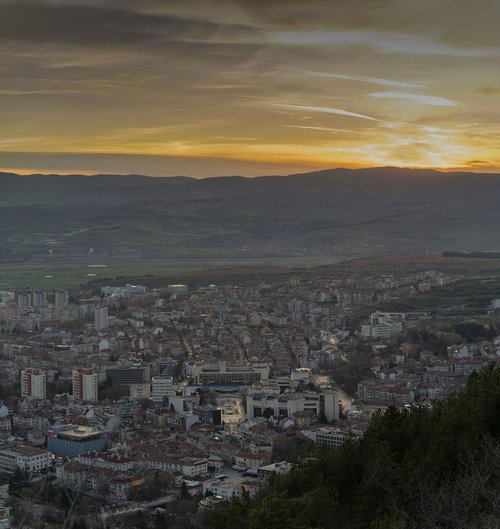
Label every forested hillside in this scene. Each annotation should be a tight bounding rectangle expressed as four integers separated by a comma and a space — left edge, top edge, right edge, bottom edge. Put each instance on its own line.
213, 364, 500, 529
3, 168, 500, 261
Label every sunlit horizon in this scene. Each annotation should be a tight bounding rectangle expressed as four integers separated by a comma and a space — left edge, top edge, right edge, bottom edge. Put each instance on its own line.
1, 0, 499, 177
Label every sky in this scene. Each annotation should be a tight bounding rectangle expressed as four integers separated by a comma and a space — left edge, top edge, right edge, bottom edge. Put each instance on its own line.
1, 0, 500, 177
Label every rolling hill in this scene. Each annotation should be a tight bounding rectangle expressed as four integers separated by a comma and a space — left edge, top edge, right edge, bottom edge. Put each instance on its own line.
1, 167, 500, 262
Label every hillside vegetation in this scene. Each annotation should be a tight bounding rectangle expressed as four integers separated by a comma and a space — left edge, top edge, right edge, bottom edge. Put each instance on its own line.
213, 364, 500, 529
3, 168, 500, 260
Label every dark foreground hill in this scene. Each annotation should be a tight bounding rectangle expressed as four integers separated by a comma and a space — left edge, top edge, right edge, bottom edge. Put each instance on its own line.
2, 167, 500, 261
212, 364, 500, 529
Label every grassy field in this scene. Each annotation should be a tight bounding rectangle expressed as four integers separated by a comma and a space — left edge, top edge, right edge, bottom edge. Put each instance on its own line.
0, 257, 338, 290
4, 255, 500, 291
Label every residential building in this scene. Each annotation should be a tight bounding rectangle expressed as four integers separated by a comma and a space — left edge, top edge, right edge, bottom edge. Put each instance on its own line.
257, 461, 292, 481
21, 368, 46, 399
94, 307, 108, 331
0, 444, 51, 475
129, 383, 151, 400
54, 290, 69, 309
202, 479, 258, 500
72, 368, 98, 401
304, 427, 357, 448
152, 376, 174, 404
361, 320, 402, 339
193, 360, 270, 385
17, 293, 31, 309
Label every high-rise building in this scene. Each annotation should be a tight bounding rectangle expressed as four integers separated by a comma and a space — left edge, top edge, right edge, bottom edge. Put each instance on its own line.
32, 291, 47, 308
17, 293, 31, 309
151, 376, 174, 404
72, 368, 98, 401
21, 368, 47, 399
54, 290, 69, 309
94, 307, 108, 331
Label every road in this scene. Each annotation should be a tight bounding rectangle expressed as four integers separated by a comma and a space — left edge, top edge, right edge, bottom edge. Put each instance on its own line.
314, 374, 355, 412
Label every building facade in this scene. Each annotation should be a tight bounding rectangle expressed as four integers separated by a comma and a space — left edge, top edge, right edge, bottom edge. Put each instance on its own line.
152, 376, 174, 404
21, 369, 47, 399
47, 425, 111, 457
94, 307, 108, 331
0, 445, 51, 475
72, 368, 98, 401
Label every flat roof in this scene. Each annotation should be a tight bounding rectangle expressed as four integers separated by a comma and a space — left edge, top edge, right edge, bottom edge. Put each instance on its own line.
50, 425, 109, 440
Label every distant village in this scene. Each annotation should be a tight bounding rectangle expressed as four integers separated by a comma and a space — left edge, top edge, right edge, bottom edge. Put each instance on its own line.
0, 267, 499, 528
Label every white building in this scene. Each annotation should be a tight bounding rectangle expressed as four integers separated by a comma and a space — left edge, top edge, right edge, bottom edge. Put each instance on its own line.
368, 311, 430, 324
54, 290, 69, 309
361, 320, 402, 339
140, 456, 207, 478
246, 391, 339, 423
72, 368, 98, 401
491, 299, 500, 309
94, 307, 108, 331
152, 376, 174, 404
303, 427, 359, 448
257, 461, 292, 481
193, 360, 270, 385
32, 291, 47, 308
202, 479, 258, 500
0, 445, 51, 475
129, 383, 151, 400
167, 284, 188, 295
21, 369, 47, 399
17, 293, 31, 309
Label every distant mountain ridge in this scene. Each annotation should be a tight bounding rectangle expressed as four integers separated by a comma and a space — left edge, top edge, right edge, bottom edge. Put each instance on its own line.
1, 167, 500, 261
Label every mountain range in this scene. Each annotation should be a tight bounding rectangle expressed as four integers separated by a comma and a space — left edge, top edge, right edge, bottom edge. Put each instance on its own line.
1, 167, 500, 262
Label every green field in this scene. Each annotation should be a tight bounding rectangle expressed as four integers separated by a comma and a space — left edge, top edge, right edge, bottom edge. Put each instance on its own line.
4, 255, 500, 292
0, 257, 338, 290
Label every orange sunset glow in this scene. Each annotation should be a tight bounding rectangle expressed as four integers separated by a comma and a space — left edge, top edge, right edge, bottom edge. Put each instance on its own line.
1, 0, 499, 176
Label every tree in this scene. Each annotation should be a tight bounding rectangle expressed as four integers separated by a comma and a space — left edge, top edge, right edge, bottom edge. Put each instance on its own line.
211, 364, 500, 529
155, 511, 170, 529
180, 481, 190, 499
9, 467, 29, 494
71, 518, 88, 529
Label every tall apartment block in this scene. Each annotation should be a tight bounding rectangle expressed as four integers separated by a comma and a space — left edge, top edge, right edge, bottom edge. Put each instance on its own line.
94, 307, 108, 331
152, 376, 174, 404
54, 290, 69, 309
21, 368, 47, 399
72, 368, 98, 401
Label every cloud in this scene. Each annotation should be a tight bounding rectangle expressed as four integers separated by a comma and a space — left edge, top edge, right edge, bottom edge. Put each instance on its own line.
465, 159, 492, 166
477, 86, 500, 96
0, 89, 87, 96
370, 92, 458, 107
275, 104, 380, 122
271, 30, 493, 57
1, 0, 499, 174
306, 71, 426, 89
283, 125, 356, 133
0, 2, 261, 47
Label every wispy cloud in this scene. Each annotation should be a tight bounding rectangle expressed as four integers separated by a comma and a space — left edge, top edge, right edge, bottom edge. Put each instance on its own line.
370, 92, 458, 107
1, 0, 499, 175
0, 89, 86, 96
307, 71, 426, 89
283, 125, 356, 133
272, 30, 493, 57
275, 104, 380, 121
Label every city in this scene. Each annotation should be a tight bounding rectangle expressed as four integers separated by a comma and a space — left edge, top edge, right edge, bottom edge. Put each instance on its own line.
1, 0, 500, 527
0, 259, 499, 527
